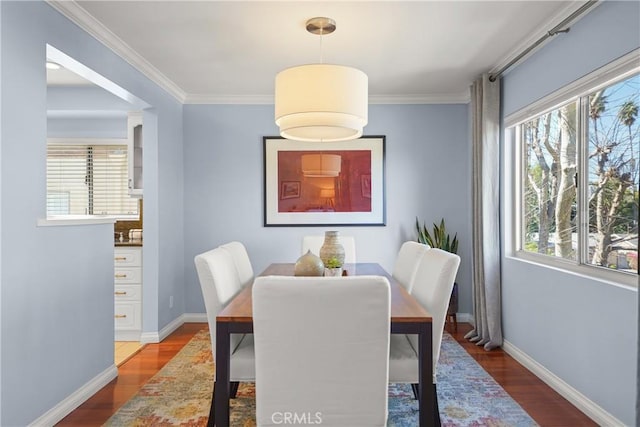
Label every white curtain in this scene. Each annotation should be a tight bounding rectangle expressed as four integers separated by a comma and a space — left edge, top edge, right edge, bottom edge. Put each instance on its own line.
464, 74, 503, 351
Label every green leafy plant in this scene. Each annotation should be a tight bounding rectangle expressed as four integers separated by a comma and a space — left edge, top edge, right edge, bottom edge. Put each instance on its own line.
416, 217, 459, 254
324, 256, 342, 268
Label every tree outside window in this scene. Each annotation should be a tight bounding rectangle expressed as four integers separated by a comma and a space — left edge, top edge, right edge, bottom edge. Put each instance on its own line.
520, 73, 639, 275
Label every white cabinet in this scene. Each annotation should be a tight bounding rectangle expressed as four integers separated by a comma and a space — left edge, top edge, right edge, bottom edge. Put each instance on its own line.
114, 247, 142, 341
127, 112, 143, 198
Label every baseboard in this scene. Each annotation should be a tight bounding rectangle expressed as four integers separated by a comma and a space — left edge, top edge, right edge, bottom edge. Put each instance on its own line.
30, 315, 204, 424
454, 312, 473, 324
182, 312, 207, 322
502, 339, 625, 426
115, 330, 141, 341
140, 313, 207, 343
28, 365, 118, 427
140, 330, 160, 343
140, 315, 185, 343
138, 311, 470, 343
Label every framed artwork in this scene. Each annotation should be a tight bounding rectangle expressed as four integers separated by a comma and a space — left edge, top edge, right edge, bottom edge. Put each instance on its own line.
280, 181, 300, 199
263, 136, 386, 226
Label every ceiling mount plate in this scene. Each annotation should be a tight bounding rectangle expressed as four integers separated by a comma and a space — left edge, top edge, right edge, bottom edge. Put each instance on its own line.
306, 17, 336, 35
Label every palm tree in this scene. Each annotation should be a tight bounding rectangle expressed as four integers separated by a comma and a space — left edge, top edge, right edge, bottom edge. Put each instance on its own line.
618, 100, 638, 176
617, 100, 638, 233
618, 100, 638, 127
589, 92, 607, 143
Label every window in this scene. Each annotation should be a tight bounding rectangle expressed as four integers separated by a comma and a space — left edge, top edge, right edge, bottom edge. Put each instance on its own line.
511, 59, 639, 282
521, 100, 579, 261
46, 140, 139, 218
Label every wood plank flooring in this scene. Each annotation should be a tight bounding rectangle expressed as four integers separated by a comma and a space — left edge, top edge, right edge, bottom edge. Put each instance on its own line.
114, 341, 145, 366
451, 323, 596, 427
56, 322, 596, 426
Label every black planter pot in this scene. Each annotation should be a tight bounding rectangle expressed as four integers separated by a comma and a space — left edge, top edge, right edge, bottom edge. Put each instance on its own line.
446, 282, 459, 332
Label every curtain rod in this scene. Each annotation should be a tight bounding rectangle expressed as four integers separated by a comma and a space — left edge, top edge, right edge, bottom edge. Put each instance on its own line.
489, 0, 600, 82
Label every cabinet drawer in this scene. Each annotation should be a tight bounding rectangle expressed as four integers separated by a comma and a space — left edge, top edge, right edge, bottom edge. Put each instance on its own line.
114, 285, 141, 301
114, 302, 141, 330
114, 267, 141, 284
114, 248, 142, 267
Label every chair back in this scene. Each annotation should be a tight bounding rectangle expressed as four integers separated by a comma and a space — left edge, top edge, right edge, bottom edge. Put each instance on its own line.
392, 241, 430, 293
220, 241, 254, 288
252, 275, 390, 426
302, 235, 357, 264
194, 247, 243, 353
410, 248, 460, 373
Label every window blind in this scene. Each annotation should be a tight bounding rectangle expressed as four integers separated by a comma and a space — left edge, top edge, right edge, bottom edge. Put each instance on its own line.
46, 143, 139, 217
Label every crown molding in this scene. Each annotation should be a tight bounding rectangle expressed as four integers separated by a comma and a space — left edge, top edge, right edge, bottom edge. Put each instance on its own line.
489, 0, 602, 77
48, 1, 471, 106
369, 93, 470, 105
46, 0, 187, 103
184, 92, 470, 105
185, 94, 274, 105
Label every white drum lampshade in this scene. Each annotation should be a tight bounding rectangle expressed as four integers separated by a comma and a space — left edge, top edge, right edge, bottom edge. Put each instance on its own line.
301, 154, 341, 177
275, 64, 368, 142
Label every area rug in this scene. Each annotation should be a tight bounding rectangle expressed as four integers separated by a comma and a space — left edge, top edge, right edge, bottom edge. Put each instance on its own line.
105, 330, 537, 426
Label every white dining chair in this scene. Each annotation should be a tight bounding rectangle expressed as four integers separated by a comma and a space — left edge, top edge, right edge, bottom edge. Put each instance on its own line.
194, 247, 255, 404
392, 241, 430, 293
219, 241, 254, 288
302, 235, 357, 264
252, 275, 391, 426
388, 248, 460, 425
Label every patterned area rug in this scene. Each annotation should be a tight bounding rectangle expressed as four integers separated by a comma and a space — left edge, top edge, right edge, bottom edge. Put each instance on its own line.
105, 330, 537, 426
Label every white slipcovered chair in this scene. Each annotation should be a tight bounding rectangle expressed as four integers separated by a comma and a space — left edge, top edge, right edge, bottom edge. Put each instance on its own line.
252, 275, 391, 426
193, 247, 255, 407
219, 241, 254, 288
388, 248, 460, 425
392, 241, 430, 293
302, 235, 357, 264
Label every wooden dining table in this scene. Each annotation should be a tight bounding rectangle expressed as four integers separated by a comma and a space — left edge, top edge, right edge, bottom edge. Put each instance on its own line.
211, 263, 434, 427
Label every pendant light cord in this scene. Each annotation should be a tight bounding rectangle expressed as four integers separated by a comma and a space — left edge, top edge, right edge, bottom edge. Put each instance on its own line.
319, 27, 324, 64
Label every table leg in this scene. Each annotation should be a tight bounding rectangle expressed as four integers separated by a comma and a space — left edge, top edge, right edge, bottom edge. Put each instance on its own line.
213, 322, 231, 427
418, 322, 434, 427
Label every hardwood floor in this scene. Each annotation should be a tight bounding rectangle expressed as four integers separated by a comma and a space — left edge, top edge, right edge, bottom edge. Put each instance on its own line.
56, 323, 204, 427
449, 323, 596, 427
57, 322, 596, 426
114, 341, 145, 366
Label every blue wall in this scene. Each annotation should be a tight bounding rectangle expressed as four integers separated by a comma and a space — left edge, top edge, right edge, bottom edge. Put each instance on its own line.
183, 103, 472, 314
501, 1, 639, 424
12, 0, 636, 424
3, 1, 471, 424
0, 2, 184, 425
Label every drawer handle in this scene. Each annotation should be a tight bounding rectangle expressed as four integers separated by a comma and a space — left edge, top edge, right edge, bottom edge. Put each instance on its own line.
115, 314, 127, 319
115, 274, 127, 279
114, 291, 127, 296
114, 257, 127, 261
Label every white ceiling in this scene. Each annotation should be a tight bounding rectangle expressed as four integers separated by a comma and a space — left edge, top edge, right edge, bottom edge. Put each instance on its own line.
48, 1, 590, 104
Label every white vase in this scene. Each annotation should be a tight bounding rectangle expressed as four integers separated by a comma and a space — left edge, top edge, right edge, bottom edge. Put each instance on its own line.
324, 267, 343, 277
319, 230, 345, 267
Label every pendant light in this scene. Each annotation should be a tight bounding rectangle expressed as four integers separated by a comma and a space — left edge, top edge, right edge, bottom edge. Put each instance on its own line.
301, 154, 341, 177
275, 17, 368, 142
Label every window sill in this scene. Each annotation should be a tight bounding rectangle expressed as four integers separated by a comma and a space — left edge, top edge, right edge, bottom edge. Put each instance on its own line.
506, 251, 638, 291
37, 216, 117, 227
